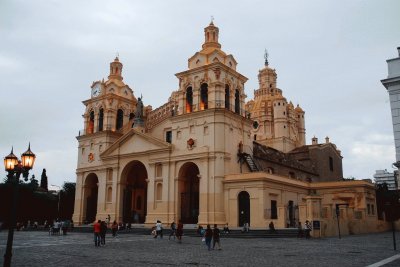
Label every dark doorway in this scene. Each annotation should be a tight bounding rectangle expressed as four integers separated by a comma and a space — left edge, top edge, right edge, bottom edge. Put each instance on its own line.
121, 161, 148, 223
84, 174, 98, 223
178, 162, 200, 224
288, 200, 294, 227
238, 191, 250, 227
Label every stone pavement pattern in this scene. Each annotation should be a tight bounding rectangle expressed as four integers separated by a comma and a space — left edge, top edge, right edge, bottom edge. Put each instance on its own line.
0, 231, 400, 266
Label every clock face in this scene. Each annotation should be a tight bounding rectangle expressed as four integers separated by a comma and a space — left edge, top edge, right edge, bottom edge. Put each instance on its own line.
92, 84, 102, 97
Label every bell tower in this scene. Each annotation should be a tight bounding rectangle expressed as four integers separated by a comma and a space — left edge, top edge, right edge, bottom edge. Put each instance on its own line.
202, 21, 221, 50
108, 56, 123, 81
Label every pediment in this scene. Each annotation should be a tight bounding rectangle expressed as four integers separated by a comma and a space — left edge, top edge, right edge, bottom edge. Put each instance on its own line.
101, 129, 171, 159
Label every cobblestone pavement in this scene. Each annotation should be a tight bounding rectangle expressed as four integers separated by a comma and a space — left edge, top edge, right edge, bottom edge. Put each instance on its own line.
0, 230, 399, 266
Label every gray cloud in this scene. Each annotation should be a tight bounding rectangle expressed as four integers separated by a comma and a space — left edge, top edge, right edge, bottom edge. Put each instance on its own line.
1, 0, 399, 186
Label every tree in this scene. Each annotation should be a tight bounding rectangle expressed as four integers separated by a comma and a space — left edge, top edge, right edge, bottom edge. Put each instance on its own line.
40, 168, 48, 191
59, 182, 76, 220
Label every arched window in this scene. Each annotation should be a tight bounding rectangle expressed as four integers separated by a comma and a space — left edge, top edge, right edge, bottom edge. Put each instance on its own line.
267, 167, 274, 174
235, 89, 240, 114
88, 110, 95, 134
98, 108, 104, 131
225, 85, 230, 109
129, 112, 135, 121
156, 183, 162, 201
116, 109, 124, 130
289, 172, 295, 179
200, 83, 208, 110
186, 87, 193, 113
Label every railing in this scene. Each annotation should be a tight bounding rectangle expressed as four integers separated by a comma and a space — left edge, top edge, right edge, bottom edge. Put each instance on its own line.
182, 100, 251, 118
146, 101, 176, 129
78, 124, 115, 136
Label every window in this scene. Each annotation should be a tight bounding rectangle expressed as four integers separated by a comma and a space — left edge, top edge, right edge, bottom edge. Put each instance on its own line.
156, 183, 162, 200
225, 85, 230, 109
267, 167, 274, 174
88, 110, 94, 134
235, 89, 240, 114
271, 200, 277, 219
98, 108, 104, 131
166, 131, 172, 143
116, 109, 124, 130
367, 204, 371, 215
371, 204, 375, 215
200, 83, 208, 110
186, 87, 193, 113
107, 187, 112, 202
289, 172, 295, 178
156, 164, 162, 177
329, 157, 334, 172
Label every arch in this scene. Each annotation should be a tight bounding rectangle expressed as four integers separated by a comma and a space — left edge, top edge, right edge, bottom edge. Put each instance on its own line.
238, 191, 250, 227
83, 173, 98, 223
178, 162, 200, 224
120, 160, 148, 223
235, 89, 240, 114
200, 83, 208, 110
98, 108, 104, 131
88, 110, 95, 134
225, 84, 230, 109
186, 87, 193, 113
116, 109, 124, 130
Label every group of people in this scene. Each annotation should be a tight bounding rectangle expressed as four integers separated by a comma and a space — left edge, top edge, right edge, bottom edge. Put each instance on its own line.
297, 220, 312, 239
152, 220, 184, 243
92, 215, 122, 247
201, 224, 222, 251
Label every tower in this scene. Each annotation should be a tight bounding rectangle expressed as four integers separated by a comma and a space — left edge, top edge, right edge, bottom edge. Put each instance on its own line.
247, 53, 305, 152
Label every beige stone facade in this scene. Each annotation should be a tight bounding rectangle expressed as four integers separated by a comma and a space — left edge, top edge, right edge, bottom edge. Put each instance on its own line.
73, 22, 387, 237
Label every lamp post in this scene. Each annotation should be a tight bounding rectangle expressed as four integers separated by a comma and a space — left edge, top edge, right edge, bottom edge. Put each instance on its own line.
3, 144, 36, 267
51, 184, 61, 219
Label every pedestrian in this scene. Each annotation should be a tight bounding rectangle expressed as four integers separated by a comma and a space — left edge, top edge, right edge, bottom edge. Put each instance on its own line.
212, 224, 222, 250
154, 220, 163, 239
269, 221, 276, 234
304, 220, 312, 239
242, 222, 249, 233
223, 223, 230, 234
297, 221, 303, 238
204, 224, 213, 251
100, 221, 107, 245
111, 220, 118, 237
93, 220, 101, 247
169, 221, 176, 240
176, 220, 183, 243
105, 215, 110, 227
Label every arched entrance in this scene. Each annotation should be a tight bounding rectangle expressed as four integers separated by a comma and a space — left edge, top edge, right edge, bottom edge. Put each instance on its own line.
178, 162, 200, 224
121, 161, 148, 223
84, 173, 98, 224
238, 191, 250, 227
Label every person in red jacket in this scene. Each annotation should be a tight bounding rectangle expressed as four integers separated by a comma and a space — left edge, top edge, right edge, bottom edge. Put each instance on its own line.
93, 220, 101, 247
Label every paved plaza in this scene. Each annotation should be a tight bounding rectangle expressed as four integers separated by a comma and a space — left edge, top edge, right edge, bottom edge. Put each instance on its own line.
0, 230, 400, 266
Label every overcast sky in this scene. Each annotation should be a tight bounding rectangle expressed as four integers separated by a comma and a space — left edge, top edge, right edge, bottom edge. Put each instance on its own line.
1, 0, 399, 188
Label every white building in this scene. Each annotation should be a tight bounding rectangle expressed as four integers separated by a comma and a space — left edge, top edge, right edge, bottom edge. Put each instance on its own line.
382, 47, 400, 162
373, 169, 399, 190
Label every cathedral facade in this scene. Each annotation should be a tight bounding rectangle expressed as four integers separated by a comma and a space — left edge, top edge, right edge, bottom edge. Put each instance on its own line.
73, 22, 385, 236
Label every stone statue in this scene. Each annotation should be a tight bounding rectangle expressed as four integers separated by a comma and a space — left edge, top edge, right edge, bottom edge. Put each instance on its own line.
135, 97, 144, 118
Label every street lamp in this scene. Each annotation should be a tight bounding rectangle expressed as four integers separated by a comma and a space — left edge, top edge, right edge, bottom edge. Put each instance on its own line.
3, 144, 36, 267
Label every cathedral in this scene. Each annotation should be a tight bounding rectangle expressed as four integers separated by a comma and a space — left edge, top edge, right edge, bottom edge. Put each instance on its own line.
73, 22, 385, 236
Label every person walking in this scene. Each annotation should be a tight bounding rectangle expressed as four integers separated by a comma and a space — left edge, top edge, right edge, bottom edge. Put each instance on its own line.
169, 221, 176, 240
154, 220, 163, 239
304, 220, 312, 239
269, 221, 276, 234
100, 221, 107, 245
204, 224, 213, 251
223, 223, 230, 234
176, 220, 183, 243
111, 220, 118, 237
212, 224, 222, 250
93, 220, 101, 247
